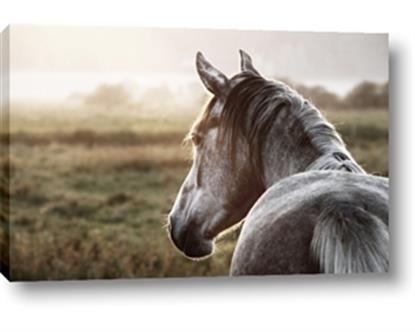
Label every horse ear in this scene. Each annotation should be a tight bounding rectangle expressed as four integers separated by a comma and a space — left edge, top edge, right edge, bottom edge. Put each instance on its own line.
239, 49, 260, 75
196, 52, 229, 96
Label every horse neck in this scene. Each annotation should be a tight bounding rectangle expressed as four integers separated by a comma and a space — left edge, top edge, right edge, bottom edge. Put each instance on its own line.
260, 101, 365, 189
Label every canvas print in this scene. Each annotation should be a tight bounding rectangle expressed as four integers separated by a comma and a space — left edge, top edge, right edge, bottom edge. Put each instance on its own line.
0, 26, 388, 281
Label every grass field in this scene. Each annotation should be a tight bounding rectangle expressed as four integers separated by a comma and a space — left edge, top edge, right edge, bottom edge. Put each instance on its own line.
1, 105, 388, 280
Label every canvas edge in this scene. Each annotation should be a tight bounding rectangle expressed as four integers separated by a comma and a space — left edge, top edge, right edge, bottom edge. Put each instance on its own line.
0, 25, 11, 281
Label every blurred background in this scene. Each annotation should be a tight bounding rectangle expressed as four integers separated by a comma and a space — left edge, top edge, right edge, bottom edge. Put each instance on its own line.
2, 26, 388, 280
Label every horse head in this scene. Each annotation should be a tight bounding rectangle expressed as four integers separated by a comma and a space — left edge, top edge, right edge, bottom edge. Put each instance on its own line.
168, 51, 263, 258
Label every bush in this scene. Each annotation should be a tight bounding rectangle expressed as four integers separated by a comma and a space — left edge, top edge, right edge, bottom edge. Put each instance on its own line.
83, 83, 132, 110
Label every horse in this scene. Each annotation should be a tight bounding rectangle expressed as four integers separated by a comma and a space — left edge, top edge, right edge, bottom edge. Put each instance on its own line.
168, 50, 389, 275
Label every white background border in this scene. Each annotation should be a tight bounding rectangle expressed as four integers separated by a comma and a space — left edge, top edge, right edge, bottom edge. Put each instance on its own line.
1, 1, 414, 331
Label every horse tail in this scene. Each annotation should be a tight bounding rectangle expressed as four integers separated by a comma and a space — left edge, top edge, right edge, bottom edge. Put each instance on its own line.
311, 202, 389, 273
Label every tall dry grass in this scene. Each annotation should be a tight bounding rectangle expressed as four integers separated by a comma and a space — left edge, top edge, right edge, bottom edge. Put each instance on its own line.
4, 106, 388, 280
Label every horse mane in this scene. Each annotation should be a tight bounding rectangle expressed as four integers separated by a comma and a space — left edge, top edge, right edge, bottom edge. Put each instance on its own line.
190, 73, 364, 180
219, 73, 345, 175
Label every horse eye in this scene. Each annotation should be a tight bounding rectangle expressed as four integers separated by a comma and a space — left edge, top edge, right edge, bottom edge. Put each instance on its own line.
192, 134, 202, 146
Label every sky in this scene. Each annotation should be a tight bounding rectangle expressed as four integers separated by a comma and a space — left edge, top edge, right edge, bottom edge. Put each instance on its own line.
8, 25, 388, 101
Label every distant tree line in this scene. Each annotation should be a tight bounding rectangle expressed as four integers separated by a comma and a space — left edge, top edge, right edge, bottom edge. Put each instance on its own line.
292, 81, 389, 110
79, 80, 388, 112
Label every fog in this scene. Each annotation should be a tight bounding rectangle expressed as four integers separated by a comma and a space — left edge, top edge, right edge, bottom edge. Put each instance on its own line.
9, 25, 388, 102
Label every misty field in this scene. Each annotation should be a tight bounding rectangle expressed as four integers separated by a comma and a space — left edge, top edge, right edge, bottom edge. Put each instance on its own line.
3, 105, 388, 280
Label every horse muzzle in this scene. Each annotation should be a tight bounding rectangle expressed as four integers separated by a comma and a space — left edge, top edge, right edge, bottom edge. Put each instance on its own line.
168, 214, 213, 259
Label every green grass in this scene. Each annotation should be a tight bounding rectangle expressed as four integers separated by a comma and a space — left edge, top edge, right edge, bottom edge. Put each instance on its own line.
325, 110, 388, 176
2, 107, 388, 280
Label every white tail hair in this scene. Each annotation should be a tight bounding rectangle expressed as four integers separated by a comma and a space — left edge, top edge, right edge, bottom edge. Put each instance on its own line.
311, 203, 389, 273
